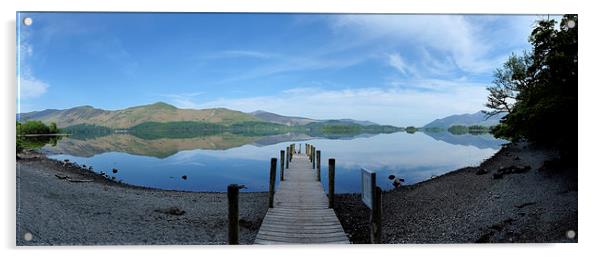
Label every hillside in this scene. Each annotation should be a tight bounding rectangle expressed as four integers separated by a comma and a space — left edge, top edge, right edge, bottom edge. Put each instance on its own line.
249, 110, 379, 126
18, 102, 259, 128
19, 102, 396, 133
249, 110, 318, 126
423, 111, 505, 128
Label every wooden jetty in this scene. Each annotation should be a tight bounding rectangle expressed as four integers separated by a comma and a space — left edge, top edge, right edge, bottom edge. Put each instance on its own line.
254, 145, 349, 244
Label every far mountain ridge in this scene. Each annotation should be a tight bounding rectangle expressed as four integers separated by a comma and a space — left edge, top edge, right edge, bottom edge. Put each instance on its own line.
423, 111, 505, 128
248, 110, 379, 126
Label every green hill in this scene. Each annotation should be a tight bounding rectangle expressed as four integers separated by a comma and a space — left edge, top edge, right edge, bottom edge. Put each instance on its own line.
18, 102, 260, 129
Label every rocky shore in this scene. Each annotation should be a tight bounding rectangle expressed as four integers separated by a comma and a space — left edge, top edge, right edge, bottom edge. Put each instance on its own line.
16, 152, 268, 245
334, 142, 578, 244
16, 141, 578, 245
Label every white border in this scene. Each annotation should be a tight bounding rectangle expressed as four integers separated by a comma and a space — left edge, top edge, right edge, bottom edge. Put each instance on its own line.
2, 1, 599, 258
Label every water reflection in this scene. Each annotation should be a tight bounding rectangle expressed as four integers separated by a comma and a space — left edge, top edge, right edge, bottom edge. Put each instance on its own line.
43, 131, 505, 193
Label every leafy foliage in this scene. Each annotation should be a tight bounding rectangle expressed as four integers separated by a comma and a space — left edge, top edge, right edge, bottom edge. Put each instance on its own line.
17, 120, 60, 135
61, 124, 113, 140
448, 125, 469, 135
130, 121, 226, 139
405, 126, 418, 134
448, 125, 492, 135
486, 15, 577, 160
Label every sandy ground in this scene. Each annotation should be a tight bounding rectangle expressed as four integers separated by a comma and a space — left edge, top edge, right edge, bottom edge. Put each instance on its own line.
334, 142, 578, 244
16, 153, 268, 246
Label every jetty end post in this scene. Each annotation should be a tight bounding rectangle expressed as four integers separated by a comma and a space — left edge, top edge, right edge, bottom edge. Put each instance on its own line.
312, 146, 316, 169
328, 158, 335, 208
371, 186, 383, 244
227, 184, 240, 245
286, 146, 290, 169
280, 150, 285, 181
268, 158, 277, 208
316, 150, 321, 181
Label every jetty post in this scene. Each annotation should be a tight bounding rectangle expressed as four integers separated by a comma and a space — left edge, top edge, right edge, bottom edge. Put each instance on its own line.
280, 150, 285, 181
269, 158, 277, 208
371, 186, 383, 244
312, 146, 316, 169
316, 150, 321, 181
286, 146, 290, 169
227, 184, 240, 245
328, 158, 335, 208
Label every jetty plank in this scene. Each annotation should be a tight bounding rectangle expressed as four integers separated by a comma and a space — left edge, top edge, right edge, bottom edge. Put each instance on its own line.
254, 152, 349, 245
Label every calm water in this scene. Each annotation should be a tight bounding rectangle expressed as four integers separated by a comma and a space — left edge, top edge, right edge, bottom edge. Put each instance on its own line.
41, 131, 505, 193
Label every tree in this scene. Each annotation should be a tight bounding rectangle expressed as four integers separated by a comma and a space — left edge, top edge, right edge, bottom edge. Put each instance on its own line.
484, 52, 531, 118
49, 122, 58, 134
486, 15, 577, 160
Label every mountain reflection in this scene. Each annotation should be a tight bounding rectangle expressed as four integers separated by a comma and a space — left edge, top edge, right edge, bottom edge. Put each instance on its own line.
43, 130, 505, 159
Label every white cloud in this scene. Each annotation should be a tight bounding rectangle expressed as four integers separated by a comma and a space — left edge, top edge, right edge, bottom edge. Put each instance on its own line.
388, 53, 410, 76
189, 81, 488, 127
18, 29, 50, 100
329, 15, 535, 74
19, 77, 49, 99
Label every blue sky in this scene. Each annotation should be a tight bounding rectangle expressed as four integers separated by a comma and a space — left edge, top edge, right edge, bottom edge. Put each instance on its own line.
17, 13, 547, 126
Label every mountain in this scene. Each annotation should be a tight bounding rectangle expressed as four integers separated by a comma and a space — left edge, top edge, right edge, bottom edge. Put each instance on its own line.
249, 110, 379, 127
18, 102, 259, 128
336, 119, 377, 126
249, 110, 318, 126
423, 111, 505, 128
19, 102, 392, 130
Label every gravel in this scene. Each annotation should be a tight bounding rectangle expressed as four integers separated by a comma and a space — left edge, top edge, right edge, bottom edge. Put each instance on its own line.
334, 143, 577, 244
16, 154, 268, 245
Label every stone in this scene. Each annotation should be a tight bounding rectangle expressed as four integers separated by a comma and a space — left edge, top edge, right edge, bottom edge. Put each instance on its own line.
476, 168, 489, 175
155, 207, 185, 216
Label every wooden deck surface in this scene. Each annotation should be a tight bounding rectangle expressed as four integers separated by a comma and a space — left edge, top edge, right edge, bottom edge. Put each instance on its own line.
254, 152, 349, 244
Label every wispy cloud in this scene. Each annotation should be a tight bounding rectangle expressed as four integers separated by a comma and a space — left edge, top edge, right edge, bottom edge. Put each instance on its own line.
207, 50, 274, 60
213, 51, 369, 84
158, 91, 204, 109
328, 15, 535, 75
187, 80, 488, 126
84, 37, 139, 76
18, 27, 49, 101
388, 53, 415, 78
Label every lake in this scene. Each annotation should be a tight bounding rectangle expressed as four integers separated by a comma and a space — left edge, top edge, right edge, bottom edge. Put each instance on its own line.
40, 131, 506, 193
